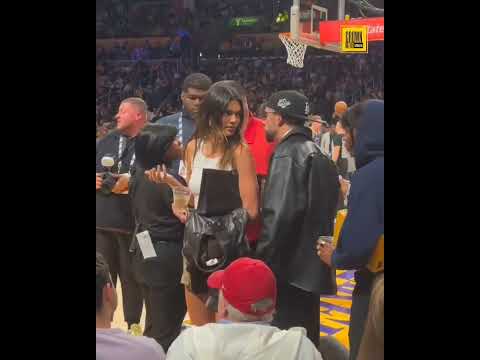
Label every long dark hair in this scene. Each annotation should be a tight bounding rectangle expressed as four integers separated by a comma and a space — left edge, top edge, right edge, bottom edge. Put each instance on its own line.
189, 83, 245, 169
339, 101, 365, 151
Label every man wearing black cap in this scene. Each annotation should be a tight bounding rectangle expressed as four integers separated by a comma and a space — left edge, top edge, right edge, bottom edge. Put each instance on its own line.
256, 90, 339, 347
129, 124, 186, 351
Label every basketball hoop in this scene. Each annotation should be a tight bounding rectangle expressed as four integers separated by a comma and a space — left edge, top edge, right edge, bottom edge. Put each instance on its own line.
279, 33, 308, 68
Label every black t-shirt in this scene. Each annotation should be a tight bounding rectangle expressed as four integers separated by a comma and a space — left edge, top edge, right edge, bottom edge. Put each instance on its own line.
96, 130, 136, 232
332, 133, 343, 147
328, 133, 343, 158
129, 166, 186, 243
331, 133, 349, 177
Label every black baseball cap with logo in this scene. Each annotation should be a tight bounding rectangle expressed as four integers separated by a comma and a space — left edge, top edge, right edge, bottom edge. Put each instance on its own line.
266, 90, 310, 123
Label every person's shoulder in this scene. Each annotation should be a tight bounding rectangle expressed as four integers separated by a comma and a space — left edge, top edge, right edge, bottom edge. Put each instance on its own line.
167, 324, 218, 358
96, 329, 166, 359
234, 141, 252, 157
156, 112, 180, 125
97, 130, 119, 146
185, 138, 198, 153
128, 335, 166, 359
355, 157, 384, 177
168, 324, 210, 349
352, 158, 384, 190
286, 138, 320, 167
298, 336, 324, 359
285, 328, 323, 359
174, 325, 196, 339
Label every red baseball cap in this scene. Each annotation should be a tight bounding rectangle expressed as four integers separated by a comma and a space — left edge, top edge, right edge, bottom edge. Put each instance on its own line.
207, 257, 277, 316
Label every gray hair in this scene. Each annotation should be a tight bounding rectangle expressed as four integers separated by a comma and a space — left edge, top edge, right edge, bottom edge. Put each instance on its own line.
221, 292, 274, 323
121, 97, 148, 119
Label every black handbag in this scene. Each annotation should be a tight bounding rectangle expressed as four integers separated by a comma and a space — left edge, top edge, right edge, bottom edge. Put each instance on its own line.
182, 168, 250, 295
182, 208, 250, 274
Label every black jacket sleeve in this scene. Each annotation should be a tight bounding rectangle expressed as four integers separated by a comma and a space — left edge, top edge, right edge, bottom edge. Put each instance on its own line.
255, 155, 307, 270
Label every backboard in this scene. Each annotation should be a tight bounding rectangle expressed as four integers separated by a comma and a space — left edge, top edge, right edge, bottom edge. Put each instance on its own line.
288, 0, 344, 52
279, 0, 384, 67
286, 0, 384, 52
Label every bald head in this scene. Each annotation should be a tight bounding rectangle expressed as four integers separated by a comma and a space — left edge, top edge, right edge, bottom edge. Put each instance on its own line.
116, 97, 148, 137
121, 97, 148, 117
334, 101, 348, 116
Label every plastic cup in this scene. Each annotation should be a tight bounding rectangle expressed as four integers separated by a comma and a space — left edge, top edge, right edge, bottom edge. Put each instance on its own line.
172, 186, 191, 211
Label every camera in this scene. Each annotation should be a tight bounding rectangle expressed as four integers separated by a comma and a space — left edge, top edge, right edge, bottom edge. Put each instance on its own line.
99, 156, 118, 195
100, 172, 118, 195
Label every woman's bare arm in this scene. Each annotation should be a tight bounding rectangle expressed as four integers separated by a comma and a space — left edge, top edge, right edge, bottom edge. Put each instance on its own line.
234, 144, 259, 221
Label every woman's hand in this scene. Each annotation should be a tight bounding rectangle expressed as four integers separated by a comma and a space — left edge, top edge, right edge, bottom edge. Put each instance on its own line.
172, 204, 188, 224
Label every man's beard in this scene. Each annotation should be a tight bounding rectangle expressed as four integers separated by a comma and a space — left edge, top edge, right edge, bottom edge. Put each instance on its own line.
265, 129, 276, 143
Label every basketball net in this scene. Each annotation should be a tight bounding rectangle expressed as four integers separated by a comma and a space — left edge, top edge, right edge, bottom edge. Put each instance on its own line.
279, 33, 308, 68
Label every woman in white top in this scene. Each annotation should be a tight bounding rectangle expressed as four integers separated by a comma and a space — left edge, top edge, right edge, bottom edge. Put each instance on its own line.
146, 83, 258, 326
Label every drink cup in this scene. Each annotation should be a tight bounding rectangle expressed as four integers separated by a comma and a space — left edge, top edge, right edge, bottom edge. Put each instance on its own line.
173, 186, 191, 211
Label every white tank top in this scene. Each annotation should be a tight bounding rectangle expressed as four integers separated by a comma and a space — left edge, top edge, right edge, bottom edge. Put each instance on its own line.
188, 141, 232, 209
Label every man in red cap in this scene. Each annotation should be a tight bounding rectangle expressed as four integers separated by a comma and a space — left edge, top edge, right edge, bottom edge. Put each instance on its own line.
166, 258, 322, 360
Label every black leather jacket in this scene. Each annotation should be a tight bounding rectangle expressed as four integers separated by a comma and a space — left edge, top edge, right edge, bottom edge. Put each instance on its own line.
256, 127, 339, 294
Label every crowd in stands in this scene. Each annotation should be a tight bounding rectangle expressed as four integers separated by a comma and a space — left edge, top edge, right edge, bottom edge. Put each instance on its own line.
200, 0, 269, 20
96, 34, 264, 62
97, 0, 195, 38
96, 43, 384, 137
96, 37, 191, 62
96, 59, 192, 134
96, 0, 269, 39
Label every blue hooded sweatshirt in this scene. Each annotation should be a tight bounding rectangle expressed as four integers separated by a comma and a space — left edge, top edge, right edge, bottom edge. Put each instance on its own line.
332, 100, 384, 270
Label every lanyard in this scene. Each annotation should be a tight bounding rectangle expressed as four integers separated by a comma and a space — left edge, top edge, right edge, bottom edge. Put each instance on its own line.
178, 112, 183, 144
117, 135, 136, 174
177, 112, 187, 178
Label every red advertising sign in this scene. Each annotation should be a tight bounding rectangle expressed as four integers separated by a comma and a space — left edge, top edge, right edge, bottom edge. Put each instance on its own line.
319, 17, 384, 44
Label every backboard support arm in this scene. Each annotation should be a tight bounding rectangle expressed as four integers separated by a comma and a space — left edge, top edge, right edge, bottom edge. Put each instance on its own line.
291, 0, 300, 40
338, 0, 345, 20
